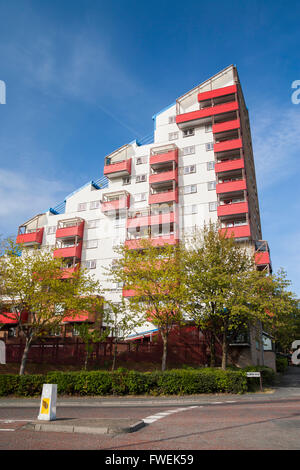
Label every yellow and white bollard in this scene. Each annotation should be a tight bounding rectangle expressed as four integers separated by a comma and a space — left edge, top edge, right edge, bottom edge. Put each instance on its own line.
38, 384, 57, 421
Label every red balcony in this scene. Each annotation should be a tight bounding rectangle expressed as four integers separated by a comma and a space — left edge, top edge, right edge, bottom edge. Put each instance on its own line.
122, 288, 138, 297
198, 84, 237, 102
0, 311, 28, 324
219, 225, 251, 238
62, 312, 95, 323
149, 189, 178, 205
125, 234, 179, 250
255, 251, 271, 266
103, 159, 132, 178
149, 170, 178, 185
150, 149, 178, 166
53, 242, 83, 259
214, 138, 242, 154
127, 211, 176, 229
16, 228, 44, 245
59, 265, 80, 279
213, 118, 240, 134
217, 202, 248, 217
215, 158, 244, 173
56, 221, 84, 240
176, 101, 239, 126
101, 194, 130, 213
216, 179, 247, 194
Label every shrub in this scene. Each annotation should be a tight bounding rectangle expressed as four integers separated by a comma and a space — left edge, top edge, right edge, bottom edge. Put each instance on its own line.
243, 365, 276, 391
276, 357, 288, 374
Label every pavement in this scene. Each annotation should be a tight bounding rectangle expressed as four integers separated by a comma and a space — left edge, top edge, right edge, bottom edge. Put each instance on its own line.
1, 366, 300, 436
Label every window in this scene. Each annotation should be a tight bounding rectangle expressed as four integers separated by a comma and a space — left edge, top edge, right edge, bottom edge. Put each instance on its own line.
84, 259, 97, 269
134, 192, 147, 202
85, 239, 98, 249
205, 142, 214, 151
87, 219, 100, 229
205, 123, 212, 132
77, 202, 87, 211
182, 145, 195, 156
184, 184, 197, 194
168, 115, 176, 124
207, 181, 216, 191
47, 226, 56, 235
136, 156, 147, 165
182, 128, 195, 138
136, 174, 147, 183
168, 132, 179, 141
207, 161, 215, 171
183, 165, 196, 174
183, 204, 198, 215
209, 202, 218, 212
90, 200, 100, 210
122, 176, 131, 185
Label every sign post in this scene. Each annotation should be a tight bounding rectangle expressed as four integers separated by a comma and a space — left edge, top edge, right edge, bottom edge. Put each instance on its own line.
38, 384, 57, 421
246, 372, 263, 391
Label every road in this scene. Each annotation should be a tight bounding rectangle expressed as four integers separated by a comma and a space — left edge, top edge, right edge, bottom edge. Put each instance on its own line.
0, 367, 300, 451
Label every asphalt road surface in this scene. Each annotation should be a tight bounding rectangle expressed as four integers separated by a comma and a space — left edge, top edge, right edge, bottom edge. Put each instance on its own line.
0, 367, 300, 451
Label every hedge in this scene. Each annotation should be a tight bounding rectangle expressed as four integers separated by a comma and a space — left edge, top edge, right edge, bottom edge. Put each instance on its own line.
0, 367, 259, 397
276, 357, 289, 374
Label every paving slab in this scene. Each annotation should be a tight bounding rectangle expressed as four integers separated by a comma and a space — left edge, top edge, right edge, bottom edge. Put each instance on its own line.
23, 418, 145, 435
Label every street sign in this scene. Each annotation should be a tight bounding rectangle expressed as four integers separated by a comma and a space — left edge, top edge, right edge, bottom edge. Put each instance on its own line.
246, 372, 261, 378
38, 384, 57, 421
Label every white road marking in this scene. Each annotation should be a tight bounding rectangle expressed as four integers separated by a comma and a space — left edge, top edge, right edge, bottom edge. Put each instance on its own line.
0, 428, 15, 432
143, 406, 201, 425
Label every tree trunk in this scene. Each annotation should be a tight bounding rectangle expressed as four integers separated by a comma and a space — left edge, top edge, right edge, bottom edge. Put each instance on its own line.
210, 333, 216, 367
161, 330, 168, 372
111, 340, 118, 371
19, 338, 32, 376
221, 330, 228, 370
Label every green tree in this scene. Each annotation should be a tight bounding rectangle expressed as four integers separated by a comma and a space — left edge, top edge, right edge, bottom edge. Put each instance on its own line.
76, 321, 108, 370
107, 239, 186, 371
0, 239, 103, 375
182, 224, 298, 370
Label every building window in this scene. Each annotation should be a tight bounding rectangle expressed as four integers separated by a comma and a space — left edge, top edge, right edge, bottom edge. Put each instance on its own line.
90, 200, 100, 210
205, 142, 214, 151
87, 219, 100, 229
47, 226, 56, 235
183, 204, 198, 215
136, 156, 147, 165
207, 181, 216, 191
183, 165, 196, 174
169, 115, 176, 124
134, 193, 147, 202
182, 145, 195, 156
205, 123, 212, 132
136, 174, 147, 183
122, 176, 131, 185
184, 184, 197, 194
85, 239, 98, 249
168, 132, 179, 141
209, 202, 218, 212
207, 161, 215, 171
77, 202, 87, 211
84, 259, 97, 269
182, 128, 195, 138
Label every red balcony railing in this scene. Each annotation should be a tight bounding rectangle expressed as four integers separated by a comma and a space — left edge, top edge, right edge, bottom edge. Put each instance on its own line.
16, 228, 44, 245
101, 195, 130, 213
212, 118, 240, 134
149, 189, 178, 205
149, 170, 178, 185
56, 221, 84, 240
176, 101, 239, 126
53, 242, 83, 259
216, 179, 247, 194
0, 311, 28, 324
59, 265, 80, 279
215, 158, 244, 173
150, 149, 178, 166
127, 211, 176, 229
219, 225, 251, 238
122, 288, 138, 297
255, 251, 271, 266
214, 138, 243, 153
198, 84, 237, 102
217, 202, 248, 217
103, 159, 132, 177
125, 234, 179, 250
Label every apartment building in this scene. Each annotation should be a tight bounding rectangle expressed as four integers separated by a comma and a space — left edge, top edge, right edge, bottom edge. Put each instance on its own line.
1, 65, 273, 364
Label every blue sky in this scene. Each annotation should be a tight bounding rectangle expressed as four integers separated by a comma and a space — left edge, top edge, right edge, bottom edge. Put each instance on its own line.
0, 0, 299, 296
